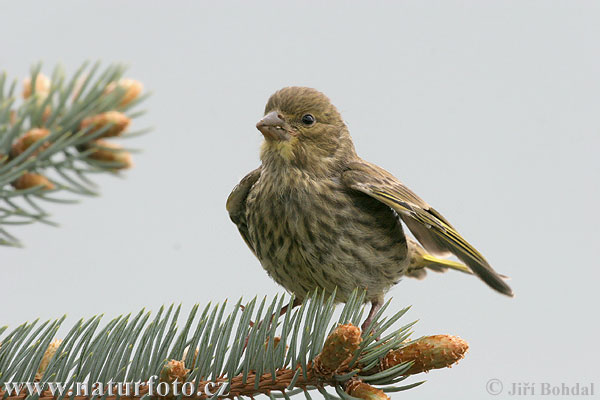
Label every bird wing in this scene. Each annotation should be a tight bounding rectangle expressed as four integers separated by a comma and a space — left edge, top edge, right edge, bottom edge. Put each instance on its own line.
226, 167, 262, 256
341, 160, 513, 297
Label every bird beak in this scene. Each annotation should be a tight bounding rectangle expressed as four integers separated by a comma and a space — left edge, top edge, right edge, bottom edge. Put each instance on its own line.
256, 111, 290, 141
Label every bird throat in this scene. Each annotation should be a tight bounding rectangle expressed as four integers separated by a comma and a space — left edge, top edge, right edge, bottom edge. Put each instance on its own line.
260, 136, 299, 163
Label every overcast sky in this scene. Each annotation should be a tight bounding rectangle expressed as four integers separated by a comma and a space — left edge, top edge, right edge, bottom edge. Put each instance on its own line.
1, 2, 599, 399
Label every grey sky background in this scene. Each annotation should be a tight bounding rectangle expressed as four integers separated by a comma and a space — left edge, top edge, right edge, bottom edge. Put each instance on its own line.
1, 1, 599, 399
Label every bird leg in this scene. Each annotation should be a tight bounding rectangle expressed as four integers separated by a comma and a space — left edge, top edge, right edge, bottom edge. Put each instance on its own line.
278, 296, 302, 317
241, 297, 302, 327
361, 300, 382, 334
241, 297, 302, 349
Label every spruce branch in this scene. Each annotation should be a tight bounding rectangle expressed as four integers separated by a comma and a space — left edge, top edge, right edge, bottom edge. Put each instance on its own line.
0, 62, 149, 247
0, 290, 468, 400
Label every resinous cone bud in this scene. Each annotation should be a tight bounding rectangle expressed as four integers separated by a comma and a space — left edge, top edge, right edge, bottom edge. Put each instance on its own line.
264, 336, 283, 349
80, 111, 130, 138
314, 324, 361, 376
159, 359, 189, 384
23, 73, 51, 99
10, 128, 50, 158
12, 173, 55, 190
86, 140, 133, 169
346, 380, 390, 400
381, 335, 468, 375
42, 105, 52, 123
104, 78, 143, 107
35, 339, 62, 380
159, 360, 189, 399
181, 346, 199, 367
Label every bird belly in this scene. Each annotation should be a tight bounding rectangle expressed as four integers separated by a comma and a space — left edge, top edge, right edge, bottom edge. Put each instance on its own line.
246, 177, 408, 302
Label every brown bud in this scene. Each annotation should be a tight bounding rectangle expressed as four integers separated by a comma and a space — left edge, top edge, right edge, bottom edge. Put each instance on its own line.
313, 324, 362, 377
272, 336, 281, 348
346, 380, 390, 400
71, 75, 87, 100
381, 335, 468, 375
23, 73, 51, 99
104, 78, 143, 106
159, 359, 189, 398
264, 336, 289, 355
42, 105, 52, 123
9, 110, 17, 125
181, 346, 199, 367
160, 359, 189, 384
12, 173, 55, 190
35, 339, 62, 381
80, 111, 130, 138
85, 140, 133, 169
10, 128, 51, 158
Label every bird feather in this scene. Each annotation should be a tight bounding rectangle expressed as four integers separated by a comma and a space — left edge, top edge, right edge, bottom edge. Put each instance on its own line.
341, 160, 513, 297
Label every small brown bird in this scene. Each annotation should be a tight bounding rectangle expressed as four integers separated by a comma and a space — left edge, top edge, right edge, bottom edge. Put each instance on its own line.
227, 87, 512, 330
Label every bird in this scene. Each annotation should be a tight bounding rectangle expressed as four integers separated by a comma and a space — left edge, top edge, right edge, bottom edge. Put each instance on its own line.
227, 87, 513, 331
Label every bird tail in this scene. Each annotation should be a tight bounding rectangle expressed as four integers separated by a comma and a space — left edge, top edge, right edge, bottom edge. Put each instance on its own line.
405, 244, 511, 282
421, 254, 473, 275
404, 252, 473, 280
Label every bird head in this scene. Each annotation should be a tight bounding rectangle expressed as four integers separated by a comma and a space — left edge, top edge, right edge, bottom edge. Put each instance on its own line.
257, 87, 355, 174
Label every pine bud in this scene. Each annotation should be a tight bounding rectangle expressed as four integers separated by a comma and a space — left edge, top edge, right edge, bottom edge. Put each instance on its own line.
12, 173, 55, 190
80, 111, 130, 138
264, 336, 282, 350
71, 75, 87, 100
23, 73, 51, 99
159, 359, 189, 398
380, 335, 468, 375
159, 359, 190, 384
346, 380, 390, 400
85, 140, 133, 169
10, 128, 50, 158
42, 105, 52, 123
181, 346, 199, 367
35, 339, 62, 381
104, 78, 143, 106
313, 324, 362, 377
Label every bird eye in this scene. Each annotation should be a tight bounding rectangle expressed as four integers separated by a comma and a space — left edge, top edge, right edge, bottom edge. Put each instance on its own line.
301, 114, 315, 126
